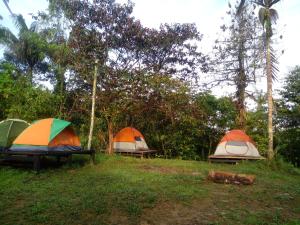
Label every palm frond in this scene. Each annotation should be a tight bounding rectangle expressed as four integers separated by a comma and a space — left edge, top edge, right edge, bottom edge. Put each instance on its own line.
264, 0, 271, 6
0, 26, 18, 45
236, 0, 246, 16
258, 8, 267, 26
2, 0, 14, 16
269, 9, 279, 23
29, 21, 38, 32
13, 14, 28, 34
269, 0, 281, 8
251, 0, 266, 7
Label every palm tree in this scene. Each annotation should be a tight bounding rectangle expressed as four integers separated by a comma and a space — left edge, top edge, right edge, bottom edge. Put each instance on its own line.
252, 0, 280, 160
0, 14, 47, 83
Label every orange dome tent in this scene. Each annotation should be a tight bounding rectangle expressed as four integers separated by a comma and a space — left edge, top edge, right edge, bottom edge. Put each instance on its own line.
10, 118, 81, 151
210, 130, 263, 159
113, 127, 148, 152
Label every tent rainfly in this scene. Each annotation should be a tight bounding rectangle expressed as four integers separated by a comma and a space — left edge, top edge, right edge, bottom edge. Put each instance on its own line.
212, 129, 263, 158
10, 118, 81, 151
113, 127, 148, 152
0, 119, 30, 150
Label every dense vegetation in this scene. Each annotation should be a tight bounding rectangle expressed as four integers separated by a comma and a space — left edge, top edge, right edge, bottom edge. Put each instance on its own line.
0, 0, 299, 166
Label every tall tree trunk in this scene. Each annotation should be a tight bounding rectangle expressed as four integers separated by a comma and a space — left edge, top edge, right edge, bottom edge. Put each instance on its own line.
107, 120, 114, 154
236, 11, 246, 130
266, 37, 274, 160
87, 59, 98, 150
236, 69, 246, 130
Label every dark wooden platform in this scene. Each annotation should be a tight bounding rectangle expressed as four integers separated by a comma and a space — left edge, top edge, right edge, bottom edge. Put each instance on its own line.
115, 149, 157, 159
208, 155, 265, 164
0, 149, 95, 171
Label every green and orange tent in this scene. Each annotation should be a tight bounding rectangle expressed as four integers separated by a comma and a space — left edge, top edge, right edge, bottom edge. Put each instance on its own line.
10, 118, 81, 151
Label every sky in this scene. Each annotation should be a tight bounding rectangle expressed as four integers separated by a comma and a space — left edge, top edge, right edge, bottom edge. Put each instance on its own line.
1, 0, 300, 98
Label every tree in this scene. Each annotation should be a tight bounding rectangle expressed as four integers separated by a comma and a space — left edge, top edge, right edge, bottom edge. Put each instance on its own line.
137, 23, 208, 80
55, 0, 142, 153
252, 0, 280, 160
0, 61, 17, 119
0, 14, 48, 83
210, 0, 262, 129
276, 66, 300, 166
246, 93, 268, 155
194, 92, 237, 158
36, 8, 73, 116
50, 0, 208, 153
87, 59, 98, 150
0, 61, 60, 121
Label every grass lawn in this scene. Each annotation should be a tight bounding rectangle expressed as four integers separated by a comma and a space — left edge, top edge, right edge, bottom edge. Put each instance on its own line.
0, 154, 300, 225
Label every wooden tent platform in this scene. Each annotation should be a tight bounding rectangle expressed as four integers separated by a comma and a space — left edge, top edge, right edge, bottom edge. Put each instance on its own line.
115, 149, 157, 159
208, 155, 265, 164
0, 149, 95, 171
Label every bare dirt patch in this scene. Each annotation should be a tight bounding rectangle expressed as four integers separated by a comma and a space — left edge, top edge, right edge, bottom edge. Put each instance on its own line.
140, 199, 218, 225
14, 198, 26, 209
140, 165, 202, 176
107, 209, 130, 225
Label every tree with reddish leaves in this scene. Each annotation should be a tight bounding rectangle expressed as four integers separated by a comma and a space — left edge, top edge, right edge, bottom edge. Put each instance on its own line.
49, 0, 208, 153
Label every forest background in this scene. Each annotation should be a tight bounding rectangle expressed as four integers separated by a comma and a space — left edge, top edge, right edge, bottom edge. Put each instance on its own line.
0, 0, 299, 166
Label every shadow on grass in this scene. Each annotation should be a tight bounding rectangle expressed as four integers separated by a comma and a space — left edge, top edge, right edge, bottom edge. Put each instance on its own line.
0, 154, 92, 172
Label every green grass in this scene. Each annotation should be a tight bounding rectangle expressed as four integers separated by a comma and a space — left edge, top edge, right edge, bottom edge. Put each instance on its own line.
0, 154, 300, 225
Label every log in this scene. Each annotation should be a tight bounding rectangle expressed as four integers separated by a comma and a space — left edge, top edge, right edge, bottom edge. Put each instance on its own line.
208, 170, 255, 185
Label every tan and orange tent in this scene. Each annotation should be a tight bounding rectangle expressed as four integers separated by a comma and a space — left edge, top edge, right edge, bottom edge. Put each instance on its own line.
212, 130, 262, 158
113, 127, 148, 152
10, 118, 81, 151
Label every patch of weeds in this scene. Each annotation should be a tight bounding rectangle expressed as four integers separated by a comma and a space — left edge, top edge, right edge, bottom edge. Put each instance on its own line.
30, 201, 50, 214
293, 206, 300, 214
241, 210, 284, 225
274, 193, 294, 201
284, 219, 300, 225
267, 157, 300, 175
126, 202, 142, 216
271, 210, 284, 225
167, 183, 206, 201
172, 173, 205, 183
243, 214, 264, 225
95, 204, 109, 215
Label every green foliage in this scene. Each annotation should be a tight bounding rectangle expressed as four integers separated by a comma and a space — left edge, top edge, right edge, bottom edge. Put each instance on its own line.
246, 95, 268, 156
138, 91, 237, 160
6, 82, 61, 121
267, 156, 300, 175
276, 66, 300, 166
0, 62, 17, 119
1, 14, 48, 83
0, 62, 60, 122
